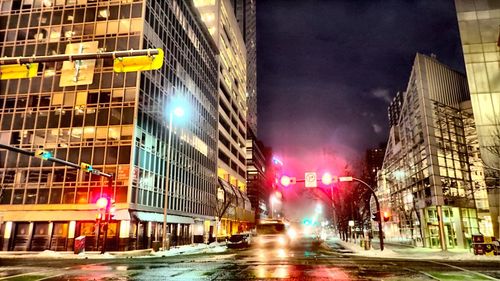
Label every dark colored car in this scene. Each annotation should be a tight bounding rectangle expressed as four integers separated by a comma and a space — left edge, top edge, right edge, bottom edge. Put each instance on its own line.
226, 233, 252, 249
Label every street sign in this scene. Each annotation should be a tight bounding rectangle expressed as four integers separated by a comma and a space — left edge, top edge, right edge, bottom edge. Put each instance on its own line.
60, 41, 98, 87
304, 172, 317, 188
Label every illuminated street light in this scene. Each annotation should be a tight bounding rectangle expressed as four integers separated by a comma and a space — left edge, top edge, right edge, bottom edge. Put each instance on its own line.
335, 176, 385, 251
163, 96, 188, 251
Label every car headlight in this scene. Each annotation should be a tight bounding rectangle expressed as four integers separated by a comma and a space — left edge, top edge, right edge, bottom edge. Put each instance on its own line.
278, 236, 286, 245
287, 228, 297, 240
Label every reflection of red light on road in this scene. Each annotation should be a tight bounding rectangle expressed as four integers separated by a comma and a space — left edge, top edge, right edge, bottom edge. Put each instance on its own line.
309, 266, 351, 279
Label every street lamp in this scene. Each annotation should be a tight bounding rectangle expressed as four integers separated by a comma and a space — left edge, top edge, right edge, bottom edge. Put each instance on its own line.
162, 97, 187, 251
321, 172, 337, 235
338, 176, 385, 251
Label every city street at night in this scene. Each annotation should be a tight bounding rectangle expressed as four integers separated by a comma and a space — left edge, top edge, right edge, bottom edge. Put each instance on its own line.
1, 237, 499, 281
1, 0, 500, 280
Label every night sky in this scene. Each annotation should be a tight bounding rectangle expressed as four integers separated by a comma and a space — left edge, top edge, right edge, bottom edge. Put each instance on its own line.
256, 0, 465, 180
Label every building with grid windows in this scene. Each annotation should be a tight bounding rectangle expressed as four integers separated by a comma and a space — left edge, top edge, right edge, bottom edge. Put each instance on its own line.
377, 54, 486, 250
455, 0, 500, 239
193, 0, 253, 237
232, 0, 257, 136
0, 0, 219, 251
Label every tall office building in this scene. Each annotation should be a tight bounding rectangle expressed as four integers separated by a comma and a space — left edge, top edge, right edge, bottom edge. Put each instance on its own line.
455, 0, 500, 238
193, 0, 253, 235
245, 129, 270, 220
232, 0, 257, 135
378, 54, 482, 249
364, 145, 386, 188
388, 91, 404, 127
0, 0, 219, 251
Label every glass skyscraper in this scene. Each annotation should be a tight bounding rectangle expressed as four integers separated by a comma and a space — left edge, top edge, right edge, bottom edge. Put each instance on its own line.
455, 0, 500, 239
0, 0, 219, 251
378, 54, 481, 249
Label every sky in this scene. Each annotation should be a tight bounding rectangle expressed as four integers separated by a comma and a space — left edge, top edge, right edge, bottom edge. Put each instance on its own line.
256, 0, 465, 180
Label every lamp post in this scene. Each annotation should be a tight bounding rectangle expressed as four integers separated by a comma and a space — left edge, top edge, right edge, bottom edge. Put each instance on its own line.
321, 172, 337, 234
162, 101, 185, 251
338, 176, 384, 251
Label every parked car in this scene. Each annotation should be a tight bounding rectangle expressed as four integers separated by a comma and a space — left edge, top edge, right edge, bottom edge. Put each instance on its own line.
226, 233, 252, 249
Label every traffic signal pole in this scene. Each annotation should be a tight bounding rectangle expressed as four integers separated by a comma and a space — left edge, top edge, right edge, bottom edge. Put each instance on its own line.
0, 143, 114, 253
344, 177, 384, 251
101, 175, 114, 254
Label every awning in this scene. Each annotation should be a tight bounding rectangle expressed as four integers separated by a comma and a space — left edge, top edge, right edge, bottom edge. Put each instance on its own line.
131, 211, 194, 224
218, 178, 234, 195
0, 209, 130, 222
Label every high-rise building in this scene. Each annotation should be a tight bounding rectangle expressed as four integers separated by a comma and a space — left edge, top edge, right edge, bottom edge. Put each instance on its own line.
0, 0, 219, 251
378, 54, 482, 250
193, 0, 253, 236
245, 129, 270, 220
232, 0, 257, 135
364, 145, 386, 188
455, 0, 500, 239
388, 91, 404, 127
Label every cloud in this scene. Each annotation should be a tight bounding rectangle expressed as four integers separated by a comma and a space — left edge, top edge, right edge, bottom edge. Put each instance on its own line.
372, 123, 382, 134
371, 88, 392, 103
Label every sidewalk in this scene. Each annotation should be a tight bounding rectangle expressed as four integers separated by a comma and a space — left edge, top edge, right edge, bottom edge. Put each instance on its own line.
327, 238, 500, 261
0, 242, 227, 260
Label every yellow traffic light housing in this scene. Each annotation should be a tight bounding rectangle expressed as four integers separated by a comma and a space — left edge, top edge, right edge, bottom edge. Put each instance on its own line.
0, 63, 38, 80
80, 162, 93, 173
34, 149, 52, 160
113, 48, 164, 73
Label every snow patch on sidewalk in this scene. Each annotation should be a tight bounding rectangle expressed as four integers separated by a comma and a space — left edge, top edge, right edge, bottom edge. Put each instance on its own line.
333, 238, 500, 261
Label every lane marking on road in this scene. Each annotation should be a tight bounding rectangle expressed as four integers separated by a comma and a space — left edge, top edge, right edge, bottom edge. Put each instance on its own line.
427, 261, 499, 281
0, 269, 50, 280
0, 261, 112, 281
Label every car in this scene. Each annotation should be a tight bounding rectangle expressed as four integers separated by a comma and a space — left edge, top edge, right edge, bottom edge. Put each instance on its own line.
253, 219, 290, 248
226, 233, 252, 249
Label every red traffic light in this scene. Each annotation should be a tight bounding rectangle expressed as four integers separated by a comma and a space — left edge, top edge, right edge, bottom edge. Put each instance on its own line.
321, 173, 333, 185
96, 197, 109, 209
280, 176, 291, 187
383, 211, 391, 222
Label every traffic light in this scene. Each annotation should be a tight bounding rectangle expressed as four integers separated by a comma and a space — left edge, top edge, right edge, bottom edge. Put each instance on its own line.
280, 176, 296, 187
96, 197, 109, 210
109, 199, 116, 218
383, 211, 391, 222
372, 211, 381, 222
34, 149, 52, 160
80, 162, 93, 173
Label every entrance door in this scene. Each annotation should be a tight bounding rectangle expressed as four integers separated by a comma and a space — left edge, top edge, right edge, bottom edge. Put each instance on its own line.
30, 222, 50, 251
445, 224, 457, 248
50, 222, 68, 251
12, 222, 30, 251
428, 225, 440, 248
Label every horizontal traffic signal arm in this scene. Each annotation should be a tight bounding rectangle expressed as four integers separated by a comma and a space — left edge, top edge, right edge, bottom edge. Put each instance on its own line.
0, 49, 161, 65
0, 143, 112, 178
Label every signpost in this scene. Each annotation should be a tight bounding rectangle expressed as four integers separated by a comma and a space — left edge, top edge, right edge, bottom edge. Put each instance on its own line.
304, 172, 317, 188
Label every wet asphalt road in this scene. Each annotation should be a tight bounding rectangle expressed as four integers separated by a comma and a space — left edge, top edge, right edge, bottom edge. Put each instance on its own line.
0, 238, 499, 281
